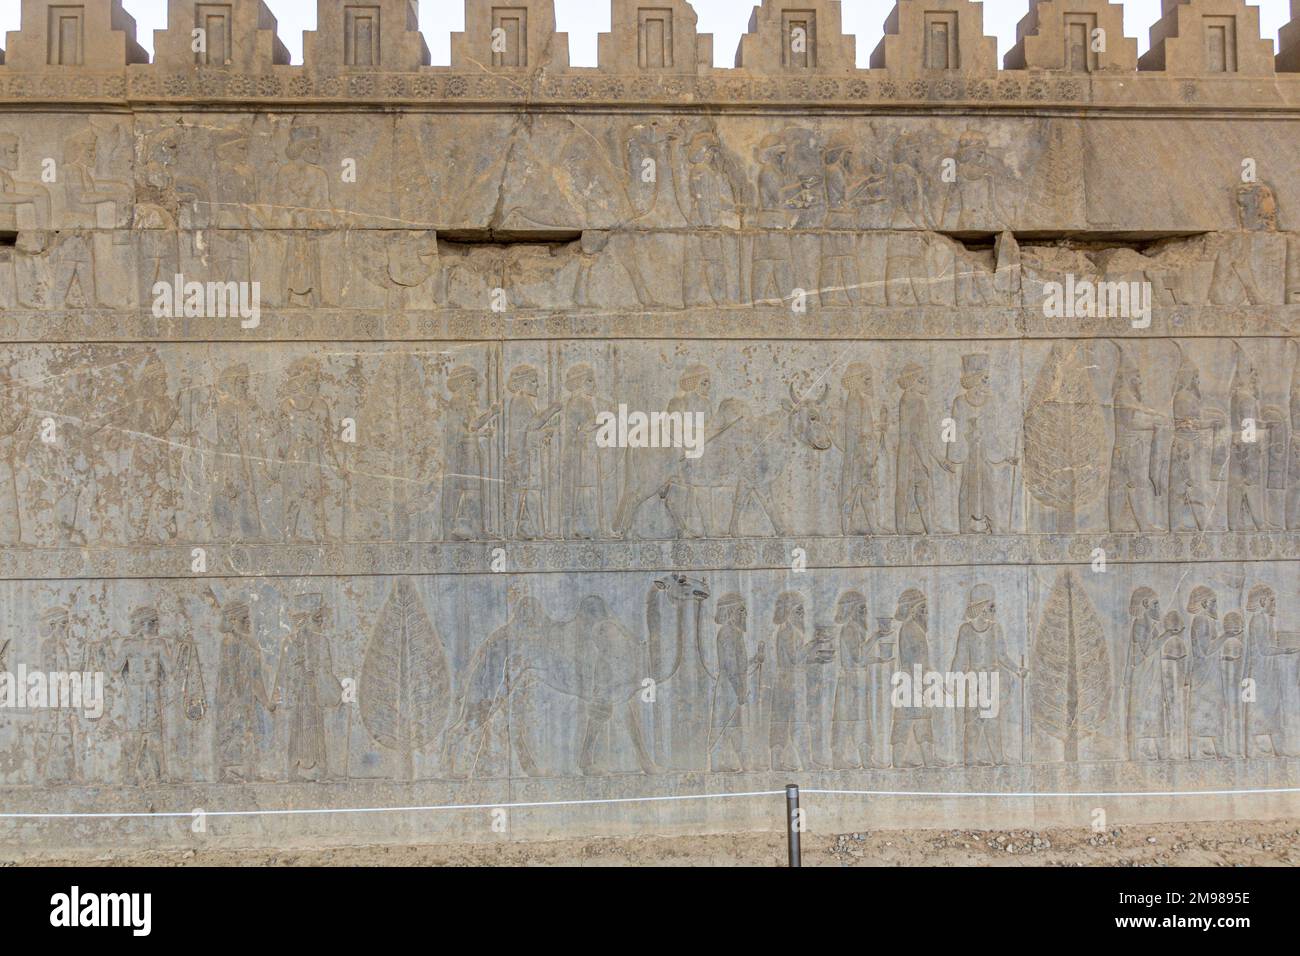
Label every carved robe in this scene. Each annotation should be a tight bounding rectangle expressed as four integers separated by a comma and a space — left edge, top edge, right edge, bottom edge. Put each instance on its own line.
273, 627, 339, 777
1188, 612, 1227, 745
1126, 615, 1166, 757
895, 387, 939, 534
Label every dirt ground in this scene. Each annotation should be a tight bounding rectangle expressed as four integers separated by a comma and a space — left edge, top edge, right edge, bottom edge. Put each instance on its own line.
10, 819, 1300, 866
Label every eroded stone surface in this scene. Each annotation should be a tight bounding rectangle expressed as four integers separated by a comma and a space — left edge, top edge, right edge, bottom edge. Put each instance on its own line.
0, 0, 1299, 851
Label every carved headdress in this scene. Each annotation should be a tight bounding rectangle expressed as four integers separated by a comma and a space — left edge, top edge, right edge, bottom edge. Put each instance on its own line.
1186, 584, 1216, 613
834, 590, 867, 623
895, 588, 926, 621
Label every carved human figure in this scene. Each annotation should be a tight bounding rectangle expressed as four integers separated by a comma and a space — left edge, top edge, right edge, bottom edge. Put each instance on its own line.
830, 590, 885, 769
273, 357, 337, 542
1244, 584, 1299, 757
750, 134, 799, 305
1209, 182, 1279, 306
0, 133, 50, 230
10, 230, 52, 309
559, 363, 603, 539
216, 598, 274, 782
273, 126, 330, 306
1158, 609, 1190, 759
135, 127, 206, 288
0, 359, 26, 544
768, 591, 816, 772
36, 607, 78, 784
437, 365, 497, 541
1228, 347, 1268, 531
59, 129, 131, 307
1219, 611, 1247, 757
895, 363, 954, 534
948, 131, 1012, 230
505, 364, 561, 540
121, 352, 181, 543
1186, 585, 1230, 759
212, 126, 260, 230
818, 132, 866, 307
1289, 342, 1300, 530
671, 130, 742, 307
211, 362, 265, 540
891, 588, 940, 769
663, 364, 715, 537
1167, 347, 1219, 532
116, 605, 202, 785
272, 594, 342, 781
709, 593, 763, 772
1124, 587, 1166, 760
950, 584, 1024, 766
836, 363, 887, 536
947, 354, 1017, 534
1108, 346, 1163, 532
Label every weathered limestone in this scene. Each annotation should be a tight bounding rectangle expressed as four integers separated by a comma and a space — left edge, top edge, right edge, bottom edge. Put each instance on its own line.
1278, 0, 1300, 72
152, 0, 291, 72
870, 0, 999, 76
0, 0, 1298, 855
734, 0, 855, 72
598, 0, 712, 74
303, 0, 431, 73
1139, 0, 1275, 74
1004, 0, 1138, 71
3, 0, 149, 70
450, 0, 568, 72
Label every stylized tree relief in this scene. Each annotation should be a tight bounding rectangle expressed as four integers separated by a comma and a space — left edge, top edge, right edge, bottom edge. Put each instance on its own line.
1030, 569, 1111, 762
360, 579, 450, 776
1024, 341, 1105, 531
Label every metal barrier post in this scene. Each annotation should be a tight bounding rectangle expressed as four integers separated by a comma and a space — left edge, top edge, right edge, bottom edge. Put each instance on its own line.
785, 784, 801, 867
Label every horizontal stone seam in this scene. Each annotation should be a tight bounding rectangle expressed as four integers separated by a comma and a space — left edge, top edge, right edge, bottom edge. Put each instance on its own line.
0, 556, 1294, 583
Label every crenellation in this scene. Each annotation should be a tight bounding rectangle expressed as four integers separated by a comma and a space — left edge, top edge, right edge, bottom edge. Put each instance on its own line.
302, 0, 431, 73
1139, 0, 1275, 75
2, 0, 149, 71
869, 0, 998, 77
1004, 0, 1137, 72
733, 0, 855, 73
1279, 0, 1300, 71
450, 0, 569, 72
597, 0, 712, 74
152, 0, 291, 72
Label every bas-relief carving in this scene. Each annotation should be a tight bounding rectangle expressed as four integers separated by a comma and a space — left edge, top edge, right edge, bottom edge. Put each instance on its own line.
1, 33, 1299, 845
1, 563, 1297, 787
4, 337, 1300, 549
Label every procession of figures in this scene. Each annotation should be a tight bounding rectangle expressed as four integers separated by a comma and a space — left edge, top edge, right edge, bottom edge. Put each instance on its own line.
1, 566, 1296, 787
1, 116, 1293, 313
0, 336, 1298, 546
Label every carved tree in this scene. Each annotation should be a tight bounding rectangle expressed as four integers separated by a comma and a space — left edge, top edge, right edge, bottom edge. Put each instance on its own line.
361, 578, 450, 779
1023, 341, 1105, 530
1030, 570, 1111, 762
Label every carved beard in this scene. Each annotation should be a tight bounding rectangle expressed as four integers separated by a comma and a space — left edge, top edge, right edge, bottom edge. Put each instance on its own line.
964, 387, 989, 407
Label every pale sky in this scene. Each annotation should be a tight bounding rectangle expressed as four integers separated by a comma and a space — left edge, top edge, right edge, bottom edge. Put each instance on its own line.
0, 0, 1292, 68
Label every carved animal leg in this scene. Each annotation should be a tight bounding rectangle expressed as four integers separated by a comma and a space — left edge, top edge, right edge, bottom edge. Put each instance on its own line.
577, 702, 614, 775
729, 482, 757, 537
623, 698, 659, 774
753, 488, 787, 537
510, 682, 544, 777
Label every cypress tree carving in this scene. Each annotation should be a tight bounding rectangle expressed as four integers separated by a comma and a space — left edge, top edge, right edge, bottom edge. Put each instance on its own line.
1030, 569, 1111, 762
360, 578, 450, 777
1023, 340, 1105, 531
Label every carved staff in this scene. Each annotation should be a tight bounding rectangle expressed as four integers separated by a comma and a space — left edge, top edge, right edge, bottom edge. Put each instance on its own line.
1020, 651, 1029, 764
1007, 432, 1022, 534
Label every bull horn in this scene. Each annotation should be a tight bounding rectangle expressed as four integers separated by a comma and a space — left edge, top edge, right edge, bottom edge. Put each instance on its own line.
788, 380, 801, 405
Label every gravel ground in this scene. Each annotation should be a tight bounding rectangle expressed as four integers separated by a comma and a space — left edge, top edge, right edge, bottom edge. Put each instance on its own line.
8, 819, 1300, 866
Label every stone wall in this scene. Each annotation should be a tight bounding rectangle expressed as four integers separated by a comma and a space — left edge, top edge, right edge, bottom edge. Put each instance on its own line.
1, 0, 1299, 852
